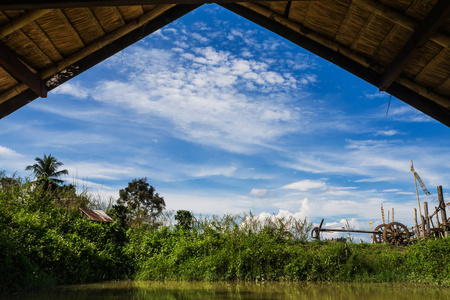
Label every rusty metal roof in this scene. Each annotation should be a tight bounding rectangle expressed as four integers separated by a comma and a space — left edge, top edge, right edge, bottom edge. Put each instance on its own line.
80, 208, 114, 222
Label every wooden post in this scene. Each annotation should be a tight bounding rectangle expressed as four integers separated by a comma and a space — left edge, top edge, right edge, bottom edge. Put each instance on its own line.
424, 202, 431, 235
387, 210, 390, 224
381, 204, 385, 224
421, 215, 427, 236
438, 186, 447, 228
392, 208, 394, 222
414, 208, 420, 237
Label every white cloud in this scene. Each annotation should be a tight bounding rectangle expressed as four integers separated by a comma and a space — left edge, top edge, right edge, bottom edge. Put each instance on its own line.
249, 188, 270, 198
388, 106, 433, 123
383, 189, 401, 192
364, 91, 387, 99
190, 166, 237, 178
396, 192, 415, 195
91, 45, 309, 153
281, 179, 326, 191
355, 177, 396, 183
0, 145, 21, 157
375, 130, 399, 136
65, 162, 141, 180
51, 82, 89, 99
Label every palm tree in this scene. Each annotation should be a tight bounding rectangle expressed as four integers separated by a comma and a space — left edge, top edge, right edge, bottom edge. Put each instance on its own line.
25, 154, 68, 186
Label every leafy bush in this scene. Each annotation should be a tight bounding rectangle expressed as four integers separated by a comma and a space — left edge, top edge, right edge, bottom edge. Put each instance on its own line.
2, 175, 450, 294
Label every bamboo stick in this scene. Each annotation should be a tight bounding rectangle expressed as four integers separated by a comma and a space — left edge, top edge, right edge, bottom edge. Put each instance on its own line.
381, 204, 385, 224
392, 208, 394, 222
237, 2, 383, 72
0, 9, 53, 39
436, 214, 440, 231
236, 3, 450, 110
396, 77, 450, 109
414, 208, 420, 237
412, 161, 426, 237
0, 4, 175, 104
424, 202, 431, 235
354, 0, 450, 48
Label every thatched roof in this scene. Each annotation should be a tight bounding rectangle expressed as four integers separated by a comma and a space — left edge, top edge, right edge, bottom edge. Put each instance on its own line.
0, 0, 449, 126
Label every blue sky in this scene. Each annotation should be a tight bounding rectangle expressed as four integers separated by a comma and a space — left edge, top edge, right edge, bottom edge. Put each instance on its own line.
1, 5, 449, 236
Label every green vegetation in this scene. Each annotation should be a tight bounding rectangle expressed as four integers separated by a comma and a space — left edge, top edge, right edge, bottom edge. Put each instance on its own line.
1, 167, 450, 295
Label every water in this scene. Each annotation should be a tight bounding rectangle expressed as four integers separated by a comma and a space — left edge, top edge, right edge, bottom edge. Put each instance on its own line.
6, 281, 450, 300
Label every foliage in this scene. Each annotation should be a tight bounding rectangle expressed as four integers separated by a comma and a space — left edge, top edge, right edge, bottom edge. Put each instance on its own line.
175, 210, 194, 230
0, 171, 20, 190
25, 154, 68, 191
117, 178, 166, 227
2, 176, 450, 294
0, 178, 131, 294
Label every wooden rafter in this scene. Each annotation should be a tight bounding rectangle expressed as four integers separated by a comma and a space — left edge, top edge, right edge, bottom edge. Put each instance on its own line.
0, 4, 176, 104
0, 4, 200, 119
379, 0, 450, 91
0, 41, 47, 97
220, 3, 450, 127
284, 1, 292, 19
0, 0, 315, 10
354, 0, 450, 48
0, 9, 53, 39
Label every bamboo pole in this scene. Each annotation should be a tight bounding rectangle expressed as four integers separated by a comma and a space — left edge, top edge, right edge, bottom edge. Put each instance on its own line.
412, 161, 426, 237
435, 214, 440, 231
236, 2, 450, 110
414, 208, 420, 237
381, 204, 385, 224
0, 4, 176, 104
424, 202, 431, 235
0, 9, 53, 39
396, 77, 450, 109
237, 2, 383, 72
354, 0, 450, 48
392, 208, 394, 222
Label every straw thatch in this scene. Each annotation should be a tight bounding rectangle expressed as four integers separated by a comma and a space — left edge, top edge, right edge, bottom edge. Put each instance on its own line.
0, 0, 448, 126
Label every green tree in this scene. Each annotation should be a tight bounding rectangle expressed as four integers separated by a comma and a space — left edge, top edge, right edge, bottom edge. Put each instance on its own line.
175, 210, 194, 230
25, 154, 68, 190
0, 171, 20, 191
117, 178, 165, 226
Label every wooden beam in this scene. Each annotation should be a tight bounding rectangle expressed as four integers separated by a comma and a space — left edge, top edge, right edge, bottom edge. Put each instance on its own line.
0, 42, 47, 97
284, 1, 292, 19
0, 3, 177, 104
0, 0, 315, 10
220, 3, 450, 127
0, 4, 200, 119
354, 0, 450, 48
0, 9, 53, 39
379, 0, 450, 91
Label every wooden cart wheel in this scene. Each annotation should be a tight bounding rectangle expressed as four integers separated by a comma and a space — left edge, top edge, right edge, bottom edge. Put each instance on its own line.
383, 222, 410, 246
373, 223, 386, 244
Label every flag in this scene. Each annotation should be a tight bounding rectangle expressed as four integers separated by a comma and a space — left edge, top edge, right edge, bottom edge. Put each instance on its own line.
414, 171, 431, 196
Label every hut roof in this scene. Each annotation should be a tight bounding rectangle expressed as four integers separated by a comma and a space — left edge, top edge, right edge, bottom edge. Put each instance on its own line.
0, 0, 449, 126
80, 208, 114, 222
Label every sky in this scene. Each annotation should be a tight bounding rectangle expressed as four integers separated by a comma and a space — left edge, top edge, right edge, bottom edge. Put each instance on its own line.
1, 5, 449, 240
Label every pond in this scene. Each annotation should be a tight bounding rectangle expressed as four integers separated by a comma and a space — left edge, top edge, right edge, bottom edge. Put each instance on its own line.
5, 281, 450, 300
